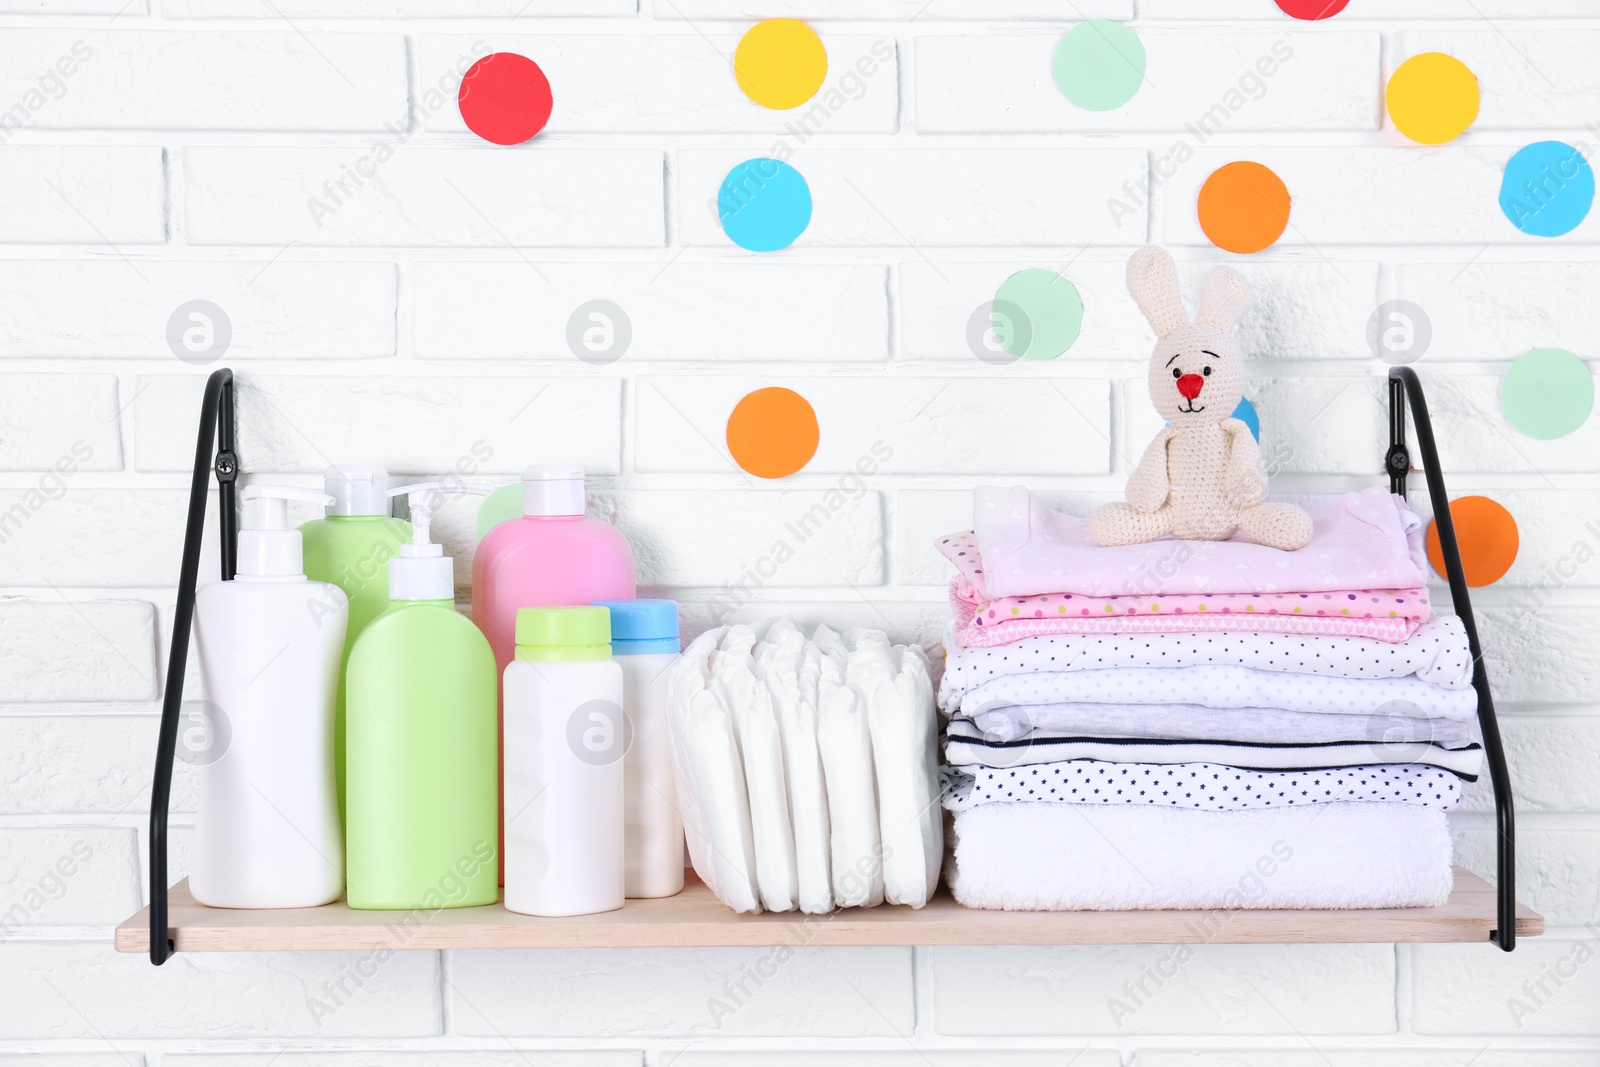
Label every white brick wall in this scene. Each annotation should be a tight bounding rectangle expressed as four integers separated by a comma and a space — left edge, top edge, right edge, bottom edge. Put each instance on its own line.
674, 148, 1147, 246
931, 944, 1396, 1035
914, 31, 1380, 133
0, 147, 164, 243
419, 34, 898, 135
449, 946, 914, 1037
413, 261, 889, 363
0, 1, 1596, 1061
0, 260, 396, 360
0, 31, 408, 131
182, 148, 666, 247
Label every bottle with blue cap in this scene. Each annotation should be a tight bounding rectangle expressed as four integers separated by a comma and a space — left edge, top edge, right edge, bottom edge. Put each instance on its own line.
593, 599, 684, 898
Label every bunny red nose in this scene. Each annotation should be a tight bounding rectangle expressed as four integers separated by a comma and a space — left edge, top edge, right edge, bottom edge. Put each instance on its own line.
1175, 373, 1205, 401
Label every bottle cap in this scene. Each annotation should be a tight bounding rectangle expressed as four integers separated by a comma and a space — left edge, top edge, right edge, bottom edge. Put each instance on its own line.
522, 462, 585, 518
593, 599, 680, 655
239, 485, 334, 579
385, 481, 494, 601
515, 605, 611, 662
323, 464, 388, 517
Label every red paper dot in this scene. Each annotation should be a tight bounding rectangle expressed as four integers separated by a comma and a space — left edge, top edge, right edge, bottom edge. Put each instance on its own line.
1275, 0, 1349, 17
459, 52, 552, 146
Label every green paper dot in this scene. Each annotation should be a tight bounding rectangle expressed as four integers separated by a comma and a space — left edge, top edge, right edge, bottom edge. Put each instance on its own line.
1052, 20, 1146, 112
1501, 347, 1593, 440
993, 269, 1084, 360
475, 482, 523, 540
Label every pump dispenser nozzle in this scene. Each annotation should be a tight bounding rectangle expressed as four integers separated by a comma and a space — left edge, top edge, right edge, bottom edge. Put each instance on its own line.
385, 481, 495, 601
324, 464, 389, 517
239, 485, 335, 579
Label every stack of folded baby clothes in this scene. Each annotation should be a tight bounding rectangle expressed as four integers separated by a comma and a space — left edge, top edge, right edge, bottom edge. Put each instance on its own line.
937, 485, 1482, 912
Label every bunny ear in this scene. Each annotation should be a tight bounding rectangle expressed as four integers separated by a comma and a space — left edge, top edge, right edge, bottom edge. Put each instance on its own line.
1125, 246, 1187, 338
1196, 265, 1250, 332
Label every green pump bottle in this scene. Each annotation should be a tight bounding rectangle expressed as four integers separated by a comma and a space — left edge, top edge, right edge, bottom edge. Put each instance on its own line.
345, 480, 498, 911
299, 464, 411, 828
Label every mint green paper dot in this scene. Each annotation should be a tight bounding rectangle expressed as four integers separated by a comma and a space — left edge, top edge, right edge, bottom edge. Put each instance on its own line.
994, 269, 1084, 360
475, 482, 523, 540
1052, 20, 1146, 112
1501, 347, 1593, 440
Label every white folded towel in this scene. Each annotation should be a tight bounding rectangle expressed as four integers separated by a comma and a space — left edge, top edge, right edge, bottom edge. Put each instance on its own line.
949, 801, 1454, 911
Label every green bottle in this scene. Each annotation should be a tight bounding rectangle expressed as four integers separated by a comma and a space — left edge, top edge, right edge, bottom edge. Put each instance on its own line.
299, 465, 412, 829
345, 480, 498, 910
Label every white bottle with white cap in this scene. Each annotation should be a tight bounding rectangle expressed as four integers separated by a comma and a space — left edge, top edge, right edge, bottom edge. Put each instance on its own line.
190, 485, 350, 909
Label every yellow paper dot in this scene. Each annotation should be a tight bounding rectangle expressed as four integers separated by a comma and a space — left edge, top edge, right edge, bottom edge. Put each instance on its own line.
1387, 52, 1479, 145
735, 19, 827, 111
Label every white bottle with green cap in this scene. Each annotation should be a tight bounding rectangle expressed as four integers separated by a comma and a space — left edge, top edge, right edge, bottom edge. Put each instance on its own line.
502, 605, 625, 917
191, 485, 348, 909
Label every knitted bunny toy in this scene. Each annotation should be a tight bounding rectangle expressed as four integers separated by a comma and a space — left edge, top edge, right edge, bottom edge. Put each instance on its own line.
1089, 246, 1312, 551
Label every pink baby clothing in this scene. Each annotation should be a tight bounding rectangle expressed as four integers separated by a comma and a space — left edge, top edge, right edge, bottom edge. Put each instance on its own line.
951, 486, 1428, 600
952, 576, 1429, 628
949, 585, 1424, 647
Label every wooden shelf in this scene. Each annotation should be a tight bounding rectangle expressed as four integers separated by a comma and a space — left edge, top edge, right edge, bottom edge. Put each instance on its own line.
117, 869, 1542, 953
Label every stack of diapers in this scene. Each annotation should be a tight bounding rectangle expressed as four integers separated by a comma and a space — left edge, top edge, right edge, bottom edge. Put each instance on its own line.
937, 486, 1481, 912
668, 618, 942, 914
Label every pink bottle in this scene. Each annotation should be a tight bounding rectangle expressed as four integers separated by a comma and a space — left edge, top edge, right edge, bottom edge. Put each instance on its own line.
472, 463, 636, 882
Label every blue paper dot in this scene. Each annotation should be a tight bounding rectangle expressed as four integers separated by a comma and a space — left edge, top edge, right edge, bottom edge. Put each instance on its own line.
1231, 397, 1260, 441
1166, 398, 1260, 441
717, 158, 812, 252
1499, 141, 1594, 238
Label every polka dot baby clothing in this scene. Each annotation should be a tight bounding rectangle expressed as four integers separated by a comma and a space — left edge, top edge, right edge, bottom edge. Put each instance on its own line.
945, 761, 1465, 812
937, 614, 1474, 712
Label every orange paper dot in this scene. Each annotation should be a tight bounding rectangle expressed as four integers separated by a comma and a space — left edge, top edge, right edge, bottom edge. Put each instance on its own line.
1426, 495, 1519, 587
1197, 161, 1291, 254
726, 387, 819, 479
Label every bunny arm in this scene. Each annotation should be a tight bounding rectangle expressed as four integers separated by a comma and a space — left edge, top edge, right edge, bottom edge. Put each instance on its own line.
1125, 427, 1176, 513
1221, 418, 1268, 508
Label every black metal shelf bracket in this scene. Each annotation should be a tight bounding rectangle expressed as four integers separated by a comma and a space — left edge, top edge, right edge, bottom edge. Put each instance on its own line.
1388, 367, 1517, 951
149, 368, 238, 965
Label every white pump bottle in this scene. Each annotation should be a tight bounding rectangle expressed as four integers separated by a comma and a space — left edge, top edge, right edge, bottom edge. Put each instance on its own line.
385, 481, 495, 601
189, 485, 350, 909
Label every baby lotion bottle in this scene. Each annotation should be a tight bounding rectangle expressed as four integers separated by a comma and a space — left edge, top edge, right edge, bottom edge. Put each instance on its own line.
593, 599, 684, 898
298, 464, 412, 828
472, 463, 636, 879
345, 482, 498, 910
190, 485, 347, 909
503, 606, 625, 917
